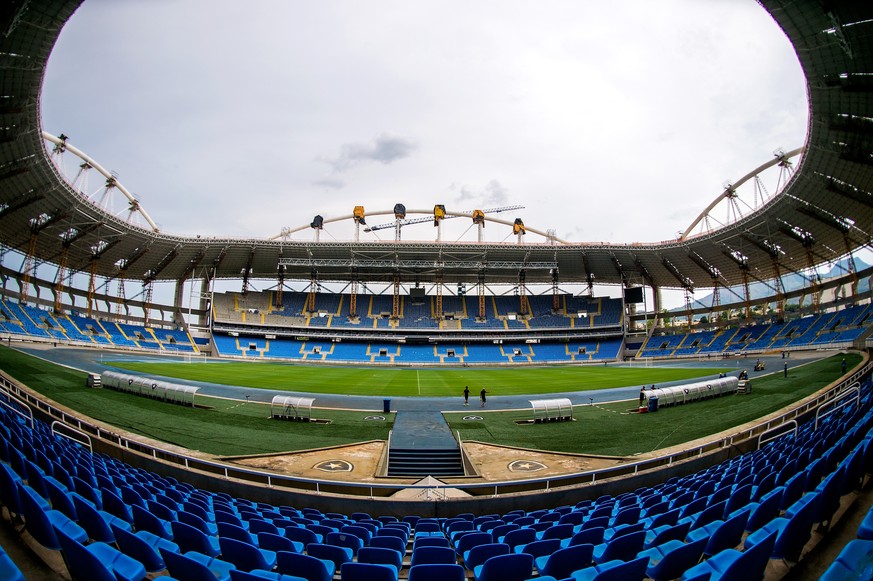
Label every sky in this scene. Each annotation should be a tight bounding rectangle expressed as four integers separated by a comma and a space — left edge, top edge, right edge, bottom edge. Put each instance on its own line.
39, 0, 810, 247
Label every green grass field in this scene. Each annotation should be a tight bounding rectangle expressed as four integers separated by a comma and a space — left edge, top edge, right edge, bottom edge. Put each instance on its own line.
446, 353, 859, 455
107, 359, 728, 397
0, 345, 857, 457
0, 345, 394, 456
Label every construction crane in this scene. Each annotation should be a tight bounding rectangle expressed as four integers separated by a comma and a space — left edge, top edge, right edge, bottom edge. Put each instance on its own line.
363, 204, 525, 238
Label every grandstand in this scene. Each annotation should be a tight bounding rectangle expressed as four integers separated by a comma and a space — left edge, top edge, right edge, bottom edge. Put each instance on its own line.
1, 0, 873, 579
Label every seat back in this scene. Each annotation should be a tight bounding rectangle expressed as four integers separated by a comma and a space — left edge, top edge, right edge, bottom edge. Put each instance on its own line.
341, 524, 372, 543
611, 506, 641, 528
517, 538, 560, 559
18, 484, 64, 550
646, 521, 691, 551
691, 500, 728, 530
746, 488, 783, 533
54, 526, 118, 581
475, 552, 534, 581
411, 545, 456, 566
131, 505, 170, 540
593, 555, 649, 581
258, 531, 299, 553
71, 493, 115, 543
721, 530, 777, 581
540, 523, 574, 541
490, 523, 519, 542
358, 546, 403, 571
371, 535, 407, 554
249, 518, 279, 536
44, 478, 76, 520
465, 542, 509, 570
408, 563, 466, 581
600, 530, 645, 563
161, 548, 225, 581
325, 531, 364, 556
500, 528, 535, 552
284, 525, 321, 545
647, 536, 706, 580
0, 463, 23, 517
220, 535, 272, 572
774, 492, 821, 562
724, 484, 753, 516
306, 542, 353, 569
541, 543, 594, 579
340, 562, 399, 581
704, 511, 749, 557
101, 489, 133, 523
218, 521, 256, 544
377, 526, 410, 544
568, 526, 605, 547
171, 520, 219, 557
276, 550, 334, 581
112, 525, 166, 573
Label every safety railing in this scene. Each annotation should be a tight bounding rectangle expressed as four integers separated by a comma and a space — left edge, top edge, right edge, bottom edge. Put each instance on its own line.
51, 420, 93, 454
815, 382, 861, 431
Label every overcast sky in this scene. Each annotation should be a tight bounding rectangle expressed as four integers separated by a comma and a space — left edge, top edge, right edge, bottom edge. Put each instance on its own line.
41, 0, 808, 247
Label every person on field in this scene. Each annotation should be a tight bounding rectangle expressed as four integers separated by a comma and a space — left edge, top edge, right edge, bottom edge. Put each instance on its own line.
480, 388, 487, 408
639, 386, 646, 407
463, 386, 470, 406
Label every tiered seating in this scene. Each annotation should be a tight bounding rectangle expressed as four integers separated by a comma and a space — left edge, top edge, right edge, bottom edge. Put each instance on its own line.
210, 336, 623, 364
0, 378, 870, 581
673, 330, 718, 356
1, 300, 50, 338
0, 300, 197, 353
218, 291, 631, 333
725, 324, 771, 353
641, 306, 873, 358
640, 334, 685, 358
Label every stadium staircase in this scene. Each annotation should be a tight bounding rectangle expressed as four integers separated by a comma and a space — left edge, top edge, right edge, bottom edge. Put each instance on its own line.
387, 410, 465, 477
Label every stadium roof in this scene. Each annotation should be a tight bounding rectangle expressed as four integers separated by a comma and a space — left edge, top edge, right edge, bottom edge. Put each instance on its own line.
0, 0, 872, 289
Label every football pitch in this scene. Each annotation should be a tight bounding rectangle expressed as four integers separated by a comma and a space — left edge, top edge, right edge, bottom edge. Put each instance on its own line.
0, 345, 858, 456
106, 359, 729, 397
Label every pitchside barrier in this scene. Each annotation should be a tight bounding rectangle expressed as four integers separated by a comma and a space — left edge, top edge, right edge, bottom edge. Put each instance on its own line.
101, 371, 199, 407
643, 376, 739, 409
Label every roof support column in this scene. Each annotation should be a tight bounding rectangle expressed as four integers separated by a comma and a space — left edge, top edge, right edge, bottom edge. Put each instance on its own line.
173, 278, 186, 326
198, 277, 211, 328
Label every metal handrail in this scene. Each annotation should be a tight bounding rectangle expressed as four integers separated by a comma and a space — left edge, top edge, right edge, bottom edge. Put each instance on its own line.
0, 382, 34, 429
815, 383, 861, 431
758, 419, 797, 448
0, 359, 869, 497
51, 420, 93, 454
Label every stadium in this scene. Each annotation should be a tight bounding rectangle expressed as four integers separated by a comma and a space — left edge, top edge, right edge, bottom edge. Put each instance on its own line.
1, 0, 873, 580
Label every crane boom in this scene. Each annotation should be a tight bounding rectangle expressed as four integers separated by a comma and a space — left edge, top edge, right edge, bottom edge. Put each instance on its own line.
363, 205, 525, 232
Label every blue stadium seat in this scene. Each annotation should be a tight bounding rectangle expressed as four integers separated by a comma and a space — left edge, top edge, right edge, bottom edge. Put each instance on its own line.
819, 539, 873, 581
680, 530, 777, 581
55, 525, 146, 581
472, 552, 534, 581
161, 548, 236, 581
407, 563, 466, 581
